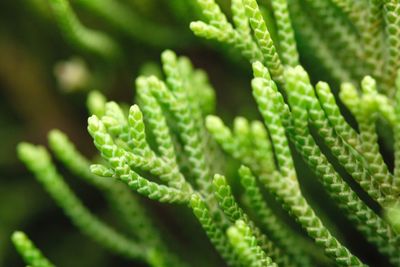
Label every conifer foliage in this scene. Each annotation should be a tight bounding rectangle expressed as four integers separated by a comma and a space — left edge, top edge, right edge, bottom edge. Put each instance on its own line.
15, 0, 400, 266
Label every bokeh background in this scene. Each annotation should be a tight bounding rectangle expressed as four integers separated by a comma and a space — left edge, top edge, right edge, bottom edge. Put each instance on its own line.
0, 0, 388, 266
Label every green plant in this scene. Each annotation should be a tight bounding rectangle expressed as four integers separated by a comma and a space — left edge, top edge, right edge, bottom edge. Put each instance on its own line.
14, 0, 400, 266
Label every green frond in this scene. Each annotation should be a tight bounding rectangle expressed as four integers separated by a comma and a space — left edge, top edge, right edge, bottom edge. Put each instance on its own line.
47, 130, 164, 246
206, 115, 242, 162
213, 174, 245, 223
358, 77, 396, 199
177, 56, 216, 115
227, 220, 277, 267
48, 129, 110, 188
87, 115, 191, 204
232, 117, 252, 159
153, 51, 214, 197
206, 115, 276, 177
194, 0, 231, 29
284, 66, 400, 265
12, 231, 55, 267
135, 77, 179, 163
314, 81, 359, 148
243, 0, 284, 84
212, 173, 288, 266
291, 69, 387, 207
251, 66, 294, 179
48, 0, 121, 61
87, 90, 106, 117
190, 21, 230, 42
189, 194, 239, 267
126, 104, 152, 156
250, 63, 365, 266
238, 166, 312, 266
191, 0, 263, 63
339, 82, 361, 117
269, 0, 298, 66
383, 1, 400, 96
17, 142, 146, 260
231, 0, 251, 37
249, 121, 276, 175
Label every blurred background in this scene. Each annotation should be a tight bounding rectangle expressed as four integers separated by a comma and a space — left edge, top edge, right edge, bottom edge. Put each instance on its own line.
0, 0, 387, 266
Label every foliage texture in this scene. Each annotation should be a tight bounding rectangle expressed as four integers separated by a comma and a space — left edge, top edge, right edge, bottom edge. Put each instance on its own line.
14, 0, 400, 266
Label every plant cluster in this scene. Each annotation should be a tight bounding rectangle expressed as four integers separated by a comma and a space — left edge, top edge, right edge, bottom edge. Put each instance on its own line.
13, 0, 400, 266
